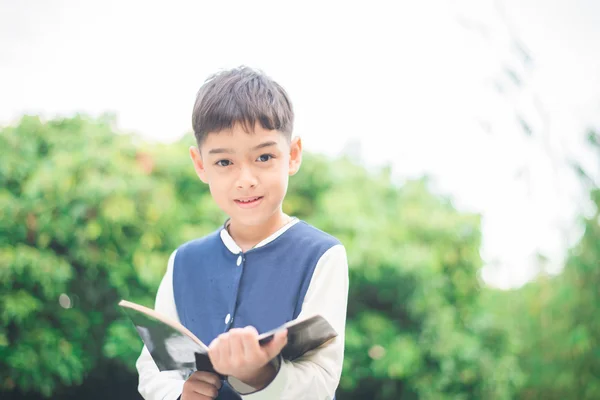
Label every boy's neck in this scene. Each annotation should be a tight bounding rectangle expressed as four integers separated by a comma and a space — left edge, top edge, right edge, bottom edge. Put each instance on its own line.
227, 211, 292, 252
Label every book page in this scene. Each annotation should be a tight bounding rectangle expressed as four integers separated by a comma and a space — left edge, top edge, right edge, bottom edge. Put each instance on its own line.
119, 300, 207, 372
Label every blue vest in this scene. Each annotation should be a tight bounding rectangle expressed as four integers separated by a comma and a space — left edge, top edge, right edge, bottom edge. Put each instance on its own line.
173, 221, 340, 399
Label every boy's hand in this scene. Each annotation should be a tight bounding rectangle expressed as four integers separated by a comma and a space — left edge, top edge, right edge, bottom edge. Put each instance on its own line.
208, 326, 288, 389
181, 371, 222, 400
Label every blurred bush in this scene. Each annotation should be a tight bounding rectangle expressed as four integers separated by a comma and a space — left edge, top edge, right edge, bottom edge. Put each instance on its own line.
0, 114, 213, 396
3, 115, 597, 399
482, 130, 600, 400
292, 159, 523, 399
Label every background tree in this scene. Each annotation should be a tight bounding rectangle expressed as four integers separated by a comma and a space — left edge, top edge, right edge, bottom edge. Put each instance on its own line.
483, 129, 600, 400
0, 115, 211, 398
0, 114, 526, 399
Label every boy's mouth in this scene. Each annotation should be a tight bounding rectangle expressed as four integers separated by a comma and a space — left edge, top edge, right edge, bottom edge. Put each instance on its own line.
234, 196, 264, 208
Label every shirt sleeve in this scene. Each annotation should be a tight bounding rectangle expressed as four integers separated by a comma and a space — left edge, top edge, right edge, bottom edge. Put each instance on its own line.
227, 244, 349, 400
136, 250, 186, 400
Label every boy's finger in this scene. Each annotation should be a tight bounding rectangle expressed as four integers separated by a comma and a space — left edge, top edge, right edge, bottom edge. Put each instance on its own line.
189, 371, 222, 389
208, 338, 222, 367
263, 329, 288, 360
243, 326, 259, 336
189, 380, 219, 398
240, 327, 258, 359
229, 331, 244, 364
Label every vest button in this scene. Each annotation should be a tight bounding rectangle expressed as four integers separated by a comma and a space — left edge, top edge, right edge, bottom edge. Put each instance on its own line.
225, 313, 231, 324
236, 255, 242, 266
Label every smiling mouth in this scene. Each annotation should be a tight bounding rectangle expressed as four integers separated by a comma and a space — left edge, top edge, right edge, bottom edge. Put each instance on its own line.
234, 196, 263, 204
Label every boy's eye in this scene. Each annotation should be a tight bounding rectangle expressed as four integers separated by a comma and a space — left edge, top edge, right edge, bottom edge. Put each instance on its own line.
215, 159, 232, 167
257, 154, 274, 162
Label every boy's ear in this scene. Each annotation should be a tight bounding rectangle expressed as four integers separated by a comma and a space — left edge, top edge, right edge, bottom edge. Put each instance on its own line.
189, 146, 209, 183
288, 136, 302, 176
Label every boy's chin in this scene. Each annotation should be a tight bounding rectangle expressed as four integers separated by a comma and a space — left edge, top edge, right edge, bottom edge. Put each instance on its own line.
227, 209, 283, 228
230, 214, 271, 228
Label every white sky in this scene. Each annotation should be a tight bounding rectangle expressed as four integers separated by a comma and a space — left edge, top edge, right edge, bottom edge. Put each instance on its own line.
1, 0, 599, 289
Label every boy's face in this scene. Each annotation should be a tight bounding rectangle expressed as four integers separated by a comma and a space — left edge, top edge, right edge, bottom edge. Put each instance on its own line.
190, 123, 302, 228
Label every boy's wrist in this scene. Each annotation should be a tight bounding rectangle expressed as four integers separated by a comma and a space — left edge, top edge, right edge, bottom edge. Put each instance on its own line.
229, 357, 281, 393
240, 362, 276, 389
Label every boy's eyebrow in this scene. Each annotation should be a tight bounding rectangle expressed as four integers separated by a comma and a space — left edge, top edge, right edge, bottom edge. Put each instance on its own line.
252, 141, 278, 150
208, 147, 234, 155
207, 141, 278, 155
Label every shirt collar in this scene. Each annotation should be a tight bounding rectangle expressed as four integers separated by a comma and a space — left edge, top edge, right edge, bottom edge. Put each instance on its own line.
219, 217, 300, 254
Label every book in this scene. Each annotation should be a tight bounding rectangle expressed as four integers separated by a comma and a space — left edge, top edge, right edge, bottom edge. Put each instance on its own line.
119, 299, 338, 376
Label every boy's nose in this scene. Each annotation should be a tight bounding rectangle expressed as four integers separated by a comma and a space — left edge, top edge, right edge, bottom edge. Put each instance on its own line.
236, 165, 258, 189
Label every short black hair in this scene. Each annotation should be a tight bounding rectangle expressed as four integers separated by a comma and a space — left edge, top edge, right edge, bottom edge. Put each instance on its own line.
192, 66, 294, 146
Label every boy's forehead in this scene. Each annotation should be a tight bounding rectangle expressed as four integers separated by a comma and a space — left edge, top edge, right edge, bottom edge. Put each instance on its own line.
201, 125, 288, 153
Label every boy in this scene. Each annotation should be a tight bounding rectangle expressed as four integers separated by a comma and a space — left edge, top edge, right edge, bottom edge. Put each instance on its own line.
136, 66, 349, 400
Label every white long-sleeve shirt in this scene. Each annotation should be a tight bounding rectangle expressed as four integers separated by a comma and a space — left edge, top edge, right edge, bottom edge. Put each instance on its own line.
136, 219, 349, 400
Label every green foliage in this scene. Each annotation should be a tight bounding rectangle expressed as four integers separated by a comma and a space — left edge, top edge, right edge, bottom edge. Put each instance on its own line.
0, 115, 212, 396
1, 115, 522, 398
483, 130, 600, 400
303, 159, 522, 399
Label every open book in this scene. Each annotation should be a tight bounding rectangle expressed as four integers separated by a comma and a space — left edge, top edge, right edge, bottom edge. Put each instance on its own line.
119, 300, 338, 376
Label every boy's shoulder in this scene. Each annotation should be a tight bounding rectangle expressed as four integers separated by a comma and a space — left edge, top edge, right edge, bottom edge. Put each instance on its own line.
291, 220, 341, 247
176, 228, 222, 255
